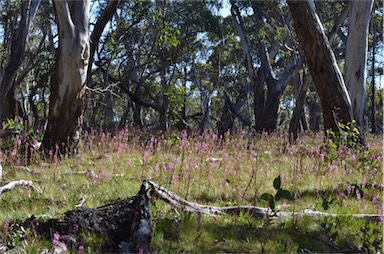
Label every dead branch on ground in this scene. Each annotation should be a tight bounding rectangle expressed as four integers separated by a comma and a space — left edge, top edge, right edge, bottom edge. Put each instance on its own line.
0, 180, 34, 195
148, 181, 382, 221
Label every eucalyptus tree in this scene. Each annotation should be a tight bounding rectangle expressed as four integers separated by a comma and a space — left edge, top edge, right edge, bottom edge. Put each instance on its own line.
230, 1, 301, 133
88, 0, 221, 132
368, 2, 384, 133
344, 0, 374, 137
288, 1, 357, 139
205, 15, 251, 135
42, 0, 90, 151
0, 0, 41, 120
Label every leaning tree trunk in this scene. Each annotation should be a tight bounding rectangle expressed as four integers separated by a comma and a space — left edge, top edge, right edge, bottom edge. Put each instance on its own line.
288, 0, 356, 138
42, 0, 90, 152
344, 0, 373, 137
0, 0, 40, 120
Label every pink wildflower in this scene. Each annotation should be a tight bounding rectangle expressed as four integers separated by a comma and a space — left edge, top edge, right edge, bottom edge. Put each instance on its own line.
339, 190, 346, 198
355, 188, 361, 200
10, 149, 17, 157
372, 195, 379, 205
53, 231, 60, 245
16, 135, 21, 145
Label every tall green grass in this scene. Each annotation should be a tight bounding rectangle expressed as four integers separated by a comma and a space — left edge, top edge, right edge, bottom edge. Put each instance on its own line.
0, 129, 382, 253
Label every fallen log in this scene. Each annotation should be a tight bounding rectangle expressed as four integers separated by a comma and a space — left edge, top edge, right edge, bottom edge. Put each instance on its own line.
148, 181, 382, 221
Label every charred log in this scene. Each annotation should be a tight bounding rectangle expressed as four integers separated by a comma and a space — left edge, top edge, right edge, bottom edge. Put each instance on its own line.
22, 181, 151, 253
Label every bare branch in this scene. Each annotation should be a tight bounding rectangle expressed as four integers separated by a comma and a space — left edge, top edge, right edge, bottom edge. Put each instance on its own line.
148, 181, 382, 221
0, 180, 33, 195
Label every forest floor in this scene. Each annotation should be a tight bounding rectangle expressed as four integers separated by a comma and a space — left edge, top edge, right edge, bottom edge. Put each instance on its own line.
0, 130, 383, 253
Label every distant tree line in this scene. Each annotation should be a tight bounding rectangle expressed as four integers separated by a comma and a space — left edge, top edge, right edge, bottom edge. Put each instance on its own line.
0, 0, 382, 152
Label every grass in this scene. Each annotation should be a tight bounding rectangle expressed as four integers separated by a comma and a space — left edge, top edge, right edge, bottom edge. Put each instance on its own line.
0, 129, 383, 253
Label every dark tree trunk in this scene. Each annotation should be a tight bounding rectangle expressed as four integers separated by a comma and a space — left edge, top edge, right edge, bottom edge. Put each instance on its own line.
87, 0, 120, 82
288, 1, 356, 138
262, 87, 282, 133
133, 102, 143, 129
103, 90, 114, 128
218, 92, 251, 136
218, 95, 235, 136
370, 22, 377, 133
0, 0, 40, 120
159, 97, 168, 133
289, 71, 311, 141
253, 75, 266, 132
308, 97, 321, 132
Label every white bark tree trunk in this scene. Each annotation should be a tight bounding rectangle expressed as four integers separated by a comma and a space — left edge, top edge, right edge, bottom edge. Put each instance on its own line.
345, 0, 374, 133
42, 0, 90, 151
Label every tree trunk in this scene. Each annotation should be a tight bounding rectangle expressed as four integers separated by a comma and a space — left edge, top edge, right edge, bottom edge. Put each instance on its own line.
288, 0, 356, 138
188, 77, 210, 133
344, 0, 373, 137
230, 2, 264, 131
0, 0, 41, 120
176, 75, 188, 131
88, 0, 120, 80
42, 0, 90, 152
370, 22, 377, 133
218, 95, 235, 137
307, 94, 321, 132
133, 99, 143, 129
289, 70, 311, 141
126, 42, 143, 129
200, 85, 210, 133
103, 90, 114, 128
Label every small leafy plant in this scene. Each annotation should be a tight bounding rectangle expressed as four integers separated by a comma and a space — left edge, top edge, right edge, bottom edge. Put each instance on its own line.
260, 175, 294, 212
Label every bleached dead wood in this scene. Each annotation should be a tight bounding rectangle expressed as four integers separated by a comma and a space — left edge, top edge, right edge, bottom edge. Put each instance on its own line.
0, 180, 33, 195
61, 170, 125, 178
148, 181, 382, 221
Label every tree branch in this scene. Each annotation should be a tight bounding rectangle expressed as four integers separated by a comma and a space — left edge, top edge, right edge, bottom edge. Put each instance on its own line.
148, 181, 382, 221
0, 180, 34, 195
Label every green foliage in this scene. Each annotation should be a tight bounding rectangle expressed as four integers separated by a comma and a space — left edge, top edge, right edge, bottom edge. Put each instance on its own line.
260, 175, 294, 212
336, 121, 361, 147
2, 118, 23, 133
323, 121, 362, 161
321, 196, 335, 211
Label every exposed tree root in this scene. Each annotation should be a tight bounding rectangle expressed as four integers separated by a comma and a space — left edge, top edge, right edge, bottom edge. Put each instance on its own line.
0, 180, 34, 195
